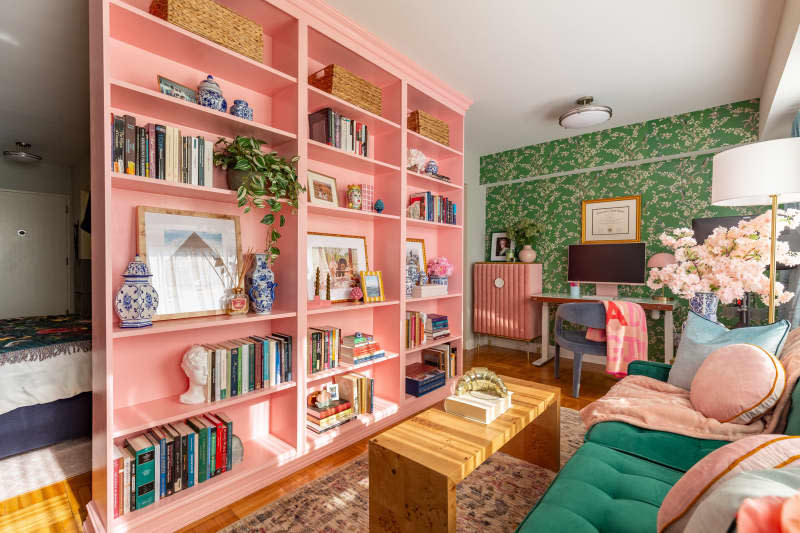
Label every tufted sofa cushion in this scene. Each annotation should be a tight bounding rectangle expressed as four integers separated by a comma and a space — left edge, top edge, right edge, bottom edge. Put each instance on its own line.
585, 421, 729, 472
516, 442, 683, 533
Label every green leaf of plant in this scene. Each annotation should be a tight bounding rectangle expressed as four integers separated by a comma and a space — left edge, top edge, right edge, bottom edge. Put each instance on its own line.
271, 229, 280, 241
280, 215, 285, 227
261, 213, 275, 225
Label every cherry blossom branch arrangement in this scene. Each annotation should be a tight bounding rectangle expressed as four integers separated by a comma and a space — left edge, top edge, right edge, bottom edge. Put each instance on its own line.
647, 209, 800, 305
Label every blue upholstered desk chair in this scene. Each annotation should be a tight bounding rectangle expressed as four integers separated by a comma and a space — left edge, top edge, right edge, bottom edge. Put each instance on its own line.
554, 302, 607, 398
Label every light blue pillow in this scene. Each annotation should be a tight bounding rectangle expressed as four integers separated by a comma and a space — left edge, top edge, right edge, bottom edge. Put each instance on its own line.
667, 311, 790, 390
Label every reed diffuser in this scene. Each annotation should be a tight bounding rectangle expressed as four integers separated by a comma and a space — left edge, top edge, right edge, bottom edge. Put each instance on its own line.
228, 248, 255, 315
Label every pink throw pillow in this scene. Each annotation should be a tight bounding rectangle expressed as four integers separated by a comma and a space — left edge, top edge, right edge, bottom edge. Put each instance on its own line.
690, 343, 786, 424
737, 496, 786, 533
657, 435, 800, 532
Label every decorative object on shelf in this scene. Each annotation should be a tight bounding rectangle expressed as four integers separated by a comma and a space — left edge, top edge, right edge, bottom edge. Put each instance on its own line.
324, 383, 340, 401
308, 64, 382, 115
360, 270, 385, 303
456, 367, 508, 397
197, 75, 227, 112
309, 266, 332, 309
408, 109, 450, 146
307, 232, 368, 303
227, 248, 254, 315
138, 206, 242, 320
231, 435, 244, 465
245, 253, 277, 314
507, 218, 543, 263
114, 254, 159, 328
407, 148, 427, 172
360, 184, 374, 212
179, 345, 209, 404
689, 292, 719, 322
490, 232, 514, 262
647, 212, 800, 318
149, 0, 264, 62
350, 285, 363, 302
581, 195, 641, 244
229, 99, 253, 121
518, 245, 536, 263
427, 256, 453, 290
346, 184, 362, 210
506, 250, 514, 262
424, 160, 439, 175
307, 170, 339, 207
374, 199, 384, 213
647, 253, 676, 302
569, 282, 581, 299
326, 273, 331, 300
412, 283, 447, 298
157, 74, 197, 103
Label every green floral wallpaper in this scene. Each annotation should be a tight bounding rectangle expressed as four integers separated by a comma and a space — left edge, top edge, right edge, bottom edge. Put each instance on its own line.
482, 100, 760, 361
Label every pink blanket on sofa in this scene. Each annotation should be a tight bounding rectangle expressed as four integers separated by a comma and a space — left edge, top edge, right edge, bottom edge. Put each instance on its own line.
602, 300, 648, 378
581, 329, 800, 441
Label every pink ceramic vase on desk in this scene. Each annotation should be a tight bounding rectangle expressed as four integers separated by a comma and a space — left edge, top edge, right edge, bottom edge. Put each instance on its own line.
518, 245, 537, 263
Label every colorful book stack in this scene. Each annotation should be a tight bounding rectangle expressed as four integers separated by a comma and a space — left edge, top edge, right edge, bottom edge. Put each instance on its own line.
405, 362, 446, 397
336, 373, 374, 414
111, 113, 215, 186
406, 311, 427, 348
308, 326, 341, 374
306, 398, 355, 434
340, 333, 385, 365
112, 412, 233, 517
407, 191, 457, 225
308, 107, 369, 157
425, 314, 450, 341
201, 333, 293, 403
422, 342, 457, 379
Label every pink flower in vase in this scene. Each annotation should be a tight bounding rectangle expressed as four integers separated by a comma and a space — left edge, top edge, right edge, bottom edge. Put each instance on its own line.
426, 256, 454, 279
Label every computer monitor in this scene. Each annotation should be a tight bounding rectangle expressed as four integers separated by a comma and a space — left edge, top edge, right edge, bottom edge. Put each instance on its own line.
567, 243, 647, 286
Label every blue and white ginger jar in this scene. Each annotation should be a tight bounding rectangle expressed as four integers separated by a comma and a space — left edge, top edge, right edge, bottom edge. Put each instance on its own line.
230, 99, 253, 121
245, 253, 277, 314
114, 255, 159, 328
198, 75, 227, 112
424, 160, 439, 175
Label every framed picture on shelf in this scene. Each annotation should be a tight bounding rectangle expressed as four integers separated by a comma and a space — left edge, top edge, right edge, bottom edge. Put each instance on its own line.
581, 195, 641, 243
490, 232, 514, 261
360, 270, 385, 303
157, 75, 197, 104
307, 170, 339, 207
137, 206, 241, 320
405, 238, 426, 297
307, 232, 369, 303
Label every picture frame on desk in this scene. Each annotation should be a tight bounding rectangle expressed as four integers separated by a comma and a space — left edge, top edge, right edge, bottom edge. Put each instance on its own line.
581, 195, 641, 244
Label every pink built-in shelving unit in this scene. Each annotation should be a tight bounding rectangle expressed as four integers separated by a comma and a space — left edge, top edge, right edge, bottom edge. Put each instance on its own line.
87, 0, 470, 531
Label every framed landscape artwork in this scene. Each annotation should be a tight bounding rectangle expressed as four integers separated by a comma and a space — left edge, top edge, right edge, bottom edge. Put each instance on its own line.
307, 170, 339, 207
581, 195, 641, 243
306, 232, 369, 302
157, 75, 197, 103
137, 206, 241, 320
360, 270, 385, 303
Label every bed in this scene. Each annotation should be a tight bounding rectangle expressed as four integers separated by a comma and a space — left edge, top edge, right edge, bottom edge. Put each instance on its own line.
0, 315, 92, 459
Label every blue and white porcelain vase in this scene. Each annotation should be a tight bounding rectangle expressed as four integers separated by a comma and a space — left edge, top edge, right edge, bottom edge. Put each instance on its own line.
689, 292, 719, 322
424, 160, 439, 175
245, 253, 277, 314
197, 75, 227, 112
230, 99, 253, 121
114, 255, 159, 328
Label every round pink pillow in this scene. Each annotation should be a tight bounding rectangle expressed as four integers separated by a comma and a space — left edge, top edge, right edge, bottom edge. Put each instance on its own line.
690, 343, 785, 425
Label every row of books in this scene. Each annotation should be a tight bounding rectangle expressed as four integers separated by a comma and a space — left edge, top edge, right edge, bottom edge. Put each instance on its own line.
200, 333, 293, 403
341, 333, 385, 365
111, 113, 214, 186
308, 326, 341, 374
408, 191, 457, 225
113, 412, 233, 517
405, 362, 446, 397
308, 107, 369, 157
406, 312, 450, 348
422, 342, 458, 379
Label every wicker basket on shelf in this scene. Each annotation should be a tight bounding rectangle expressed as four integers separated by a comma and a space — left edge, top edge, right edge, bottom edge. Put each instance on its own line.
408, 110, 449, 146
308, 64, 382, 116
149, 0, 263, 62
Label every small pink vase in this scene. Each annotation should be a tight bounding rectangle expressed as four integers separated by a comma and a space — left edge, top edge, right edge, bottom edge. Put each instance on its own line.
518, 245, 537, 263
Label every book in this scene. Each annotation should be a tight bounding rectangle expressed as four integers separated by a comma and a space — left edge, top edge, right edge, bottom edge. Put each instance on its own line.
142, 432, 160, 503
186, 417, 209, 482
123, 115, 136, 174
146, 124, 156, 178
197, 136, 204, 186
306, 399, 352, 419
149, 427, 168, 498
306, 414, 355, 434
112, 115, 124, 173
204, 414, 224, 475
155, 125, 166, 179
190, 136, 198, 185
165, 423, 182, 493
216, 412, 234, 472
112, 446, 123, 518
306, 407, 354, 428
204, 139, 213, 186
121, 446, 133, 513
125, 434, 155, 510
444, 391, 514, 424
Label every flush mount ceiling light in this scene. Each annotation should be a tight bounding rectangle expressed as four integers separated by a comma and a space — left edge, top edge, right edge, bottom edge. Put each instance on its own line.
3, 141, 42, 163
558, 97, 612, 129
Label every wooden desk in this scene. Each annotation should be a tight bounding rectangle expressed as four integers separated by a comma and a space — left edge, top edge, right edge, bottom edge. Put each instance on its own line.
369, 378, 560, 533
530, 293, 676, 366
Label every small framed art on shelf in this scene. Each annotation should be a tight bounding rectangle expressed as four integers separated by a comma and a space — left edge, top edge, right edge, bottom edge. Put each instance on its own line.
360, 271, 385, 303
307, 171, 339, 207
306, 232, 368, 302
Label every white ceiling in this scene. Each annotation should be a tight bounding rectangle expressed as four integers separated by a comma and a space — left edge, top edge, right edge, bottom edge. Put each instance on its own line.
0, 0, 89, 167
326, 0, 785, 156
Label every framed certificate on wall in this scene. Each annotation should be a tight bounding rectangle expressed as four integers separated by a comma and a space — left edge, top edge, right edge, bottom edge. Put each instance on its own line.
581, 195, 641, 244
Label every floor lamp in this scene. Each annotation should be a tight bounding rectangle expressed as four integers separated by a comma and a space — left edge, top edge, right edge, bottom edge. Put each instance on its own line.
711, 137, 800, 323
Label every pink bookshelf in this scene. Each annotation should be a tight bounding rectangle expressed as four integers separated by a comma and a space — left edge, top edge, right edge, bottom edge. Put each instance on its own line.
88, 0, 470, 531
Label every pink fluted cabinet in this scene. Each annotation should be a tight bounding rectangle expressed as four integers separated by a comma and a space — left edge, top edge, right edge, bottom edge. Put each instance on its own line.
473, 263, 542, 340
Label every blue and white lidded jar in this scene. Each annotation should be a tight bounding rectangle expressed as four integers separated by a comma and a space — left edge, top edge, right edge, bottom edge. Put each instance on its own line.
424, 160, 439, 175
197, 75, 227, 112
114, 255, 159, 328
245, 253, 277, 314
230, 99, 254, 121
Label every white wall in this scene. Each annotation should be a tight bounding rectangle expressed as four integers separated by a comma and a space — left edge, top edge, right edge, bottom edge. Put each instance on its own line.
0, 158, 72, 195
760, 0, 800, 139
463, 150, 484, 350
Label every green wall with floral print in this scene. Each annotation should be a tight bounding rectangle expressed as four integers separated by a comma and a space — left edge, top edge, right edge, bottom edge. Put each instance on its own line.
481, 100, 760, 361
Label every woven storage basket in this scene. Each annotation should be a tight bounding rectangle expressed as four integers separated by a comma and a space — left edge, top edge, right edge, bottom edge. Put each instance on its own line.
308, 65, 382, 116
149, 0, 263, 63
408, 110, 449, 146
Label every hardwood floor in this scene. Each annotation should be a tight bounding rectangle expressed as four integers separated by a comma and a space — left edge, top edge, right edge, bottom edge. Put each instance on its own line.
0, 345, 616, 532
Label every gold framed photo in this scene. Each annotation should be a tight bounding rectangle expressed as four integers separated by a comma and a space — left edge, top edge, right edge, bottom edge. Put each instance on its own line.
359, 270, 385, 303
581, 195, 641, 244
307, 232, 369, 303
307, 170, 339, 207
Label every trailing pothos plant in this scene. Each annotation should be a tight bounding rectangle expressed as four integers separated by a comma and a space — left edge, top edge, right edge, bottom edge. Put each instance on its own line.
213, 136, 305, 265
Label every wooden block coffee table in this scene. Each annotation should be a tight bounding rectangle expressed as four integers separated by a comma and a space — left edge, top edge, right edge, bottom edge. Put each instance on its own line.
369, 377, 561, 533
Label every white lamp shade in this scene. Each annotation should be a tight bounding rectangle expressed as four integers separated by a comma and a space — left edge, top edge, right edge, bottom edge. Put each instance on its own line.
712, 138, 800, 206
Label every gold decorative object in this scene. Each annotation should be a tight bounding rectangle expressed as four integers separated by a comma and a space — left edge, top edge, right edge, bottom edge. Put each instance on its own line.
455, 367, 508, 398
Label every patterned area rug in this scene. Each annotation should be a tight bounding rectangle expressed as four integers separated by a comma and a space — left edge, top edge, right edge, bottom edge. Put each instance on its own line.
0, 437, 90, 501
219, 407, 584, 533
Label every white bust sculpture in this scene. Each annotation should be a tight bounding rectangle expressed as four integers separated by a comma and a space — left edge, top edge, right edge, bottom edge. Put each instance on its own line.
180, 345, 208, 404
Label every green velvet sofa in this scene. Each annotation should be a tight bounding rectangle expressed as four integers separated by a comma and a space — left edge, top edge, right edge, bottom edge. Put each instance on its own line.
517, 360, 800, 533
